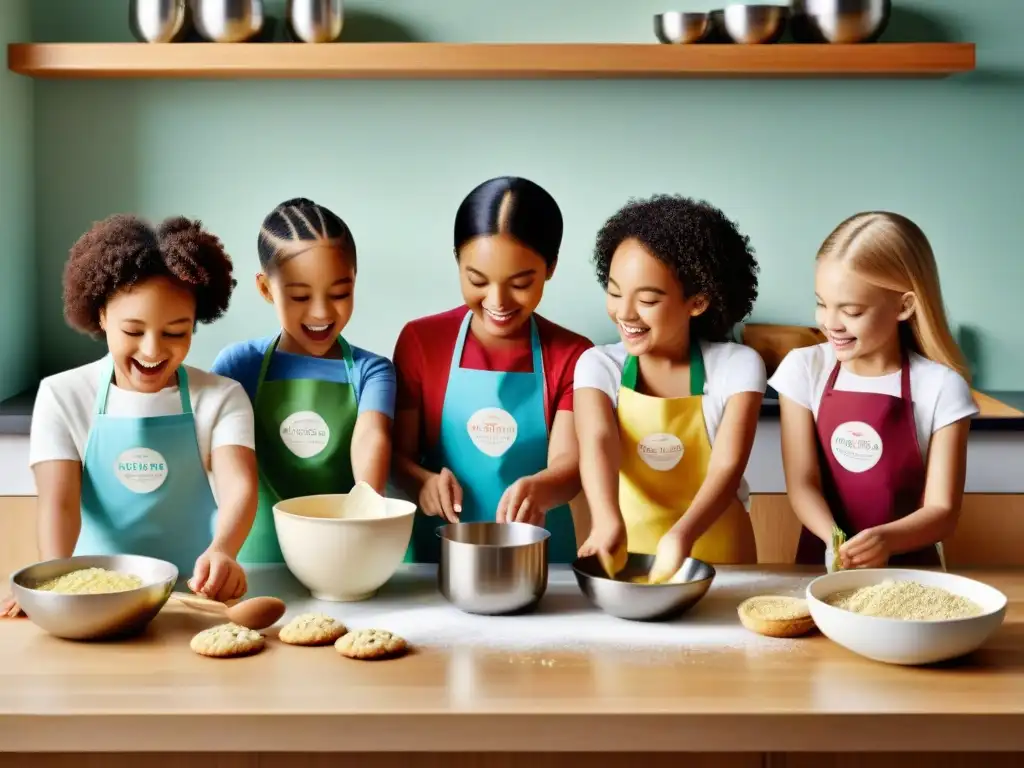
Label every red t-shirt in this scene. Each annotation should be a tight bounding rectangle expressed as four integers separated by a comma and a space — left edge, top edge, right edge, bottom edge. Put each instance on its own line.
393, 306, 593, 452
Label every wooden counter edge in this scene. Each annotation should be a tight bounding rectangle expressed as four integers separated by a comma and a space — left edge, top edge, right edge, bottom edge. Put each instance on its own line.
2, 713, 1024, 753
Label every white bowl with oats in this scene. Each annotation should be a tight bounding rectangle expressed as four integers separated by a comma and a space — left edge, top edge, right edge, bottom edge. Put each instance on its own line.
806, 568, 1007, 666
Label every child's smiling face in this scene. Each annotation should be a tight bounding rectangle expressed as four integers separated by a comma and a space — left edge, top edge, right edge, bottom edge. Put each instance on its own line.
259, 244, 356, 357
605, 238, 708, 358
815, 257, 914, 368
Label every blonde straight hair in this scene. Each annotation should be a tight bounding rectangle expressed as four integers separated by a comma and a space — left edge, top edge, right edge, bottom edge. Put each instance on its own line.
817, 211, 970, 383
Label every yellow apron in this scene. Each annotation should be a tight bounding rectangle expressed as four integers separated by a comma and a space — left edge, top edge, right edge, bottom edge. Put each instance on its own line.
617, 343, 757, 564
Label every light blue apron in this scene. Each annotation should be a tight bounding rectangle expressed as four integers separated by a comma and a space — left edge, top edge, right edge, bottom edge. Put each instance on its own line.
406, 312, 577, 563
76, 358, 217, 582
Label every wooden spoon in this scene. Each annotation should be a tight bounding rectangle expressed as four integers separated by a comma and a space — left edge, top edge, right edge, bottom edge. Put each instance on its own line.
170, 592, 286, 630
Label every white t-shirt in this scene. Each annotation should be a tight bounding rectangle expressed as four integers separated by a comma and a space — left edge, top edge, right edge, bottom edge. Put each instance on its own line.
573, 340, 768, 504
768, 343, 978, 459
29, 358, 255, 485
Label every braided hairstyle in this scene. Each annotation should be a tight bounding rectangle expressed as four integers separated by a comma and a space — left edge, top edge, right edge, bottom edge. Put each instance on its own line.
63, 214, 236, 336
257, 197, 356, 273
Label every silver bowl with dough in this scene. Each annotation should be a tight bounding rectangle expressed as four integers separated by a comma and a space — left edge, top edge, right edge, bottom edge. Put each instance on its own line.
11, 554, 178, 640
573, 553, 716, 621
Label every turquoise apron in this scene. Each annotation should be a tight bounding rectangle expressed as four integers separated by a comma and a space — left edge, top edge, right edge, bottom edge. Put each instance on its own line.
406, 312, 577, 563
239, 334, 358, 564
77, 359, 217, 583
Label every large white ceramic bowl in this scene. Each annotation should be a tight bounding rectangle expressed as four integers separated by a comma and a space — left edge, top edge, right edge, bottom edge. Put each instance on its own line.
806, 568, 1007, 666
273, 493, 416, 602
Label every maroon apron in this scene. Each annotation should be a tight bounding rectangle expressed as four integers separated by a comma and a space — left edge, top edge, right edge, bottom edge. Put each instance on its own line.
795, 354, 941, 568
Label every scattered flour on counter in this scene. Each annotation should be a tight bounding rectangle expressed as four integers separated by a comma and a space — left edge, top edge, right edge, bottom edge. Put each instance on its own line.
268, 567, 815, 657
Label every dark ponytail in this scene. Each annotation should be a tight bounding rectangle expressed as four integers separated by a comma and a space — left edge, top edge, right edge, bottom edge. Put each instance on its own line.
453, 177, 563, 267
258, 197, 356, 272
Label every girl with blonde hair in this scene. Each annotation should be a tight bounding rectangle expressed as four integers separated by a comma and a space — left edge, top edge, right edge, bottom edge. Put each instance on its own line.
770, 211, 977, 570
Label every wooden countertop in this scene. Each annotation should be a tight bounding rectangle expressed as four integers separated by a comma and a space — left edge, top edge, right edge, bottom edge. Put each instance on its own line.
1, 565, 1023, 753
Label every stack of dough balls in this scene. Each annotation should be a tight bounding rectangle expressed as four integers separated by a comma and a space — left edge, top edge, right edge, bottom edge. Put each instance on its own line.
190, 612, 408, 660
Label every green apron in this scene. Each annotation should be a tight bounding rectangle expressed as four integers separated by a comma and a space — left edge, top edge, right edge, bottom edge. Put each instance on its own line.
238, 334, 359, 564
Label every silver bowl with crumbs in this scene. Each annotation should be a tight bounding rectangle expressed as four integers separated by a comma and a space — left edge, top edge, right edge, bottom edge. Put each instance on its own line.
11, 554, 178, 640
573, 553, 716, 621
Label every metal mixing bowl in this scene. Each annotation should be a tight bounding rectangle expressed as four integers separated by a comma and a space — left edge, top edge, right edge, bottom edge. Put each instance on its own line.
437, 522, 549, 615
573, 554, 716, 621
190, 0, 264, 42
791, 0, 891, 43
654, 12, 711, 44
722, 4, 789, 44
129, 0, 192, 42
11, 554, 177, 641
287, 0, 345, 43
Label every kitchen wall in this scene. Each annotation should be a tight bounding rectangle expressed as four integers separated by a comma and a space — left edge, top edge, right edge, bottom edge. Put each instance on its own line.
20, 0, 1024, 389
0, 0, 35, 400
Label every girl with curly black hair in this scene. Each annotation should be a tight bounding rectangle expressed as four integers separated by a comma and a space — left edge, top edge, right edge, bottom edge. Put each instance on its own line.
3, 214, 257, 618
573, 195, 765, 580
211, 198, 396, 565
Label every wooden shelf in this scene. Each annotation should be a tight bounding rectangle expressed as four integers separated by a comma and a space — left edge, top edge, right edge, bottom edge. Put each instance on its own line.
7, 42, 975, 80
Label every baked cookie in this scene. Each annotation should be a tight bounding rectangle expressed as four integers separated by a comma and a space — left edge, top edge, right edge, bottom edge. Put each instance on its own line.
737, 595, 816, 638
279, 612, 347, 646
190, 622, 265, 658
335, 628, 407, 660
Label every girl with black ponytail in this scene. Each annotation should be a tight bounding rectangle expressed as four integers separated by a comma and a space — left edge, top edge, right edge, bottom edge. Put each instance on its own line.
212, 198, 396, 565
391, 176, 593, 564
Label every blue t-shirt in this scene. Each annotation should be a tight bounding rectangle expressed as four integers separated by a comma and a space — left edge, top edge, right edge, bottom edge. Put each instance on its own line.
211, 336, 396, 419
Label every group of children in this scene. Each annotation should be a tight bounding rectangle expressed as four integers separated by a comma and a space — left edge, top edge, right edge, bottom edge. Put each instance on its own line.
1, 176, 979, 617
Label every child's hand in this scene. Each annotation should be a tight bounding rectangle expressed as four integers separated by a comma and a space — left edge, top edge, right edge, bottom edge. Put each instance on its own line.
647, 530, 694, 584
839, 527, 890, 569
496, 476, 547, 525
1, 593, 22, 618
190, 549, 247, 602
579, 521, 627, 578
418, 468, 463, 523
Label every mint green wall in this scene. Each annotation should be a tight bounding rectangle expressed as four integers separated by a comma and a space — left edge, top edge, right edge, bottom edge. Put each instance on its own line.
0, 0, 35, 400
25, 0, 1024, 388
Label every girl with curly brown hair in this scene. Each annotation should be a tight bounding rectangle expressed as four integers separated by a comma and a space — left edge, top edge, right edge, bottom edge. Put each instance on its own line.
2, 214, 257, 618
573, 195, 765, 582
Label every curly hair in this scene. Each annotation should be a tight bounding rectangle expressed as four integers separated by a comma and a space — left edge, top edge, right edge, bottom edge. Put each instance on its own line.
63, 213, 237, 335
593, 195, 759, 341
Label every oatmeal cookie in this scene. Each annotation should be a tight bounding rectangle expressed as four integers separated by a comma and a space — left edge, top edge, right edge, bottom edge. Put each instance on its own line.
190, 622, 265, 658
279, 612, 347, 646
335, 628, 407, 660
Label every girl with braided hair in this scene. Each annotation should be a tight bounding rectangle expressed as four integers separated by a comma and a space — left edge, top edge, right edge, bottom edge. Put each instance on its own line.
212, 198, 395, 564
3, 214, 256, 617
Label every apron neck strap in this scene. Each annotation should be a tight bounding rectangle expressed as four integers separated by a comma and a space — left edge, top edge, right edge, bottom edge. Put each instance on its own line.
94, 357, 192, 415
621, 342, 705, 396
824, 351, 913, 400
256, 333, 355, 389
453, 310, 542, 375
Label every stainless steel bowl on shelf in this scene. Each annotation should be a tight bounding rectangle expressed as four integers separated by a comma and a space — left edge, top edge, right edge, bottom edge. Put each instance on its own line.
129, 0, 192, 43
722, 4, 789, 44
436, 522, 549, 615
573, 553, 716, 621
11, 554, 178, 641
654, 12, 711, 44
287, 0, 345, 43
790, 0, 891, 44
190, 0, 265, 42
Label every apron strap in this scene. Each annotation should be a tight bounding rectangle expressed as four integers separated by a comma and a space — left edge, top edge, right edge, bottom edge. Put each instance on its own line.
255, 333, 356, 391
452, 311, 473, 368
176, 366, 193, 415
93, 357, 192, 415
900, 352, 912, 400
621, 342, 705, 397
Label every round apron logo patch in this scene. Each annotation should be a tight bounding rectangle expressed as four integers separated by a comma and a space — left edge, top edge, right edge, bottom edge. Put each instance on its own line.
467, 408, 518, 458
637, 433, 684, 472
115, 448, 169, 494
830, 421, 884, 473
280, 411, 330, 459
